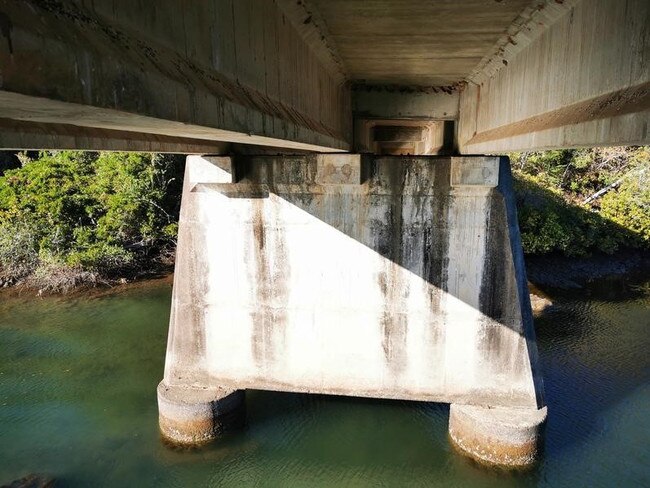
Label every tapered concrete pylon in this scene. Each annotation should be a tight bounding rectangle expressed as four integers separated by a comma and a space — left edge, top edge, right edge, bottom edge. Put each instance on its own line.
156, 155, 246, 446
159, 154, 546, 465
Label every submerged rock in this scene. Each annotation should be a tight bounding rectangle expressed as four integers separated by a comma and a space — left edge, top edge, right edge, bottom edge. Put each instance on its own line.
529, 282, 554, 316
530, 293, 553, 315
1, 475, 56, 488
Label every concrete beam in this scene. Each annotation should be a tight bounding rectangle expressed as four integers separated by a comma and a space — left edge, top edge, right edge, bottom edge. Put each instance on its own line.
355, 120, 447, 155
459, 0, 650, 152
353, 85, 459, 120
0, 0, 351, 152
0, 118, 230, 154
275, 0, 348, 82
377, 143, 417, 156
373, 126, 425, 143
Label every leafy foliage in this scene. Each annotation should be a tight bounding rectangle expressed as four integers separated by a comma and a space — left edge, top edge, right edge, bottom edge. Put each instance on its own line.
600, 168, 650, 243
0, 151, 183, 287
511, 147, 649, 256
510, 146, 649, 201
513, 173, 623, 256
0, 147, 647, 289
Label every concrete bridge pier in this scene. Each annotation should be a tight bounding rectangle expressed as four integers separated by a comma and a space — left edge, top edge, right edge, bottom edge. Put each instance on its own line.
157, 155, 248, 446
158, 153, 546, 467
157, 383, 244, 446
449, 404, 547, 467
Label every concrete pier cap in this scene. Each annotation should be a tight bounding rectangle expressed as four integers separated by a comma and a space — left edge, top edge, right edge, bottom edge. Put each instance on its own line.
157, 381, 245, 446
449, 404, 548, 468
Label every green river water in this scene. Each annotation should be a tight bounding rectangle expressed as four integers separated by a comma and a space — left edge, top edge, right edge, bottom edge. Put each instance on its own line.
0, 276, 648, 487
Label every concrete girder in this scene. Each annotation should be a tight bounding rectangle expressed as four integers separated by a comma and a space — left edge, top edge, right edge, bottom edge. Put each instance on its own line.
0, 0, 351, 152
373, 125, 426, 143
2, 0, 647, 153
354, 119, 449, 155
0, 117, 231, 154
458, 0, 650, 152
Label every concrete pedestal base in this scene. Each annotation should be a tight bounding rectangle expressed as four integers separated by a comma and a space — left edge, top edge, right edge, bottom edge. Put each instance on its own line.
157, 381, 245, 446
449, 404, 547, 468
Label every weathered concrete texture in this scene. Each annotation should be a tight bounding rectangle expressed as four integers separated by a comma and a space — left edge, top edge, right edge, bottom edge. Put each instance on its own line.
157, 381, 245, 446
449, 404, 547, 468
305, 0, 532, 85
1, 0, 646, 154
355, 119, 446, 155
162, 155, 544, 417
0, 118, 230, 154
0, 0, 350, 152
459, 0, 650, 152
353, 86, 459, 120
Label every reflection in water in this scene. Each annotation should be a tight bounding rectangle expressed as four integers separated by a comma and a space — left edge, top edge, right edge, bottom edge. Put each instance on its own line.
0, 277, 648, 487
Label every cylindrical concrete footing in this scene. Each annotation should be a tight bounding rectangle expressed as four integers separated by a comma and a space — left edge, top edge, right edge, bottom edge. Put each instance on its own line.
157, 381, 245, 446
449, 404, 547, 468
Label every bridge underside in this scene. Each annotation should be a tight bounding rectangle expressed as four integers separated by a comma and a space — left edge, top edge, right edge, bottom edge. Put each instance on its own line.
0, 0, 647, 154
0, 0, 648, 469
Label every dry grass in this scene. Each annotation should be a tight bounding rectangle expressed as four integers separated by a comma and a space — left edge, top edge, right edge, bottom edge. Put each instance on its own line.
25, 263, 106, 295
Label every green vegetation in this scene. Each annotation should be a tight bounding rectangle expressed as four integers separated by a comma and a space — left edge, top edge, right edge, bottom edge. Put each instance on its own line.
0, 151, 183, 292
510, 146, 649, 256
0, 147, 647, 292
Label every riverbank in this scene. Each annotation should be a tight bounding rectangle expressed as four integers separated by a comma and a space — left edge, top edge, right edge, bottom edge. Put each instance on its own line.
0, 151, 182, 296
1, 149, 647, 297
0, 265, 174, 299
2, 249, 647, 302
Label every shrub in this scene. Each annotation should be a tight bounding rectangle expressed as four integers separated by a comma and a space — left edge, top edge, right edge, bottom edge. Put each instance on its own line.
0, 151, 183, 288
512, 147, 649, 256
513, 173, 625, 256
510, 146, 649, 201
0, 219, 39, 280
600, 169, 650, 243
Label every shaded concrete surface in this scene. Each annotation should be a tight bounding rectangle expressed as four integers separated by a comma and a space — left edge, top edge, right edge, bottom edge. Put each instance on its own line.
459, 0, 649, 152
161, 154, 546, 465
0, 0, 350, 152
2, 1, 646, 154
354, 119, 448, 155
302, 0, 532, 86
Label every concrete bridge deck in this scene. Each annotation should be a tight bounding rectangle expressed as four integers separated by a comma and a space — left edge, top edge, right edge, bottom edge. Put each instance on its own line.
0, 0, 647, 154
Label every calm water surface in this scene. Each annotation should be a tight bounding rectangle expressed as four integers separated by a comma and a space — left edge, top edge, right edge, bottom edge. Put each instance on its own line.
0, 277, 648, 487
